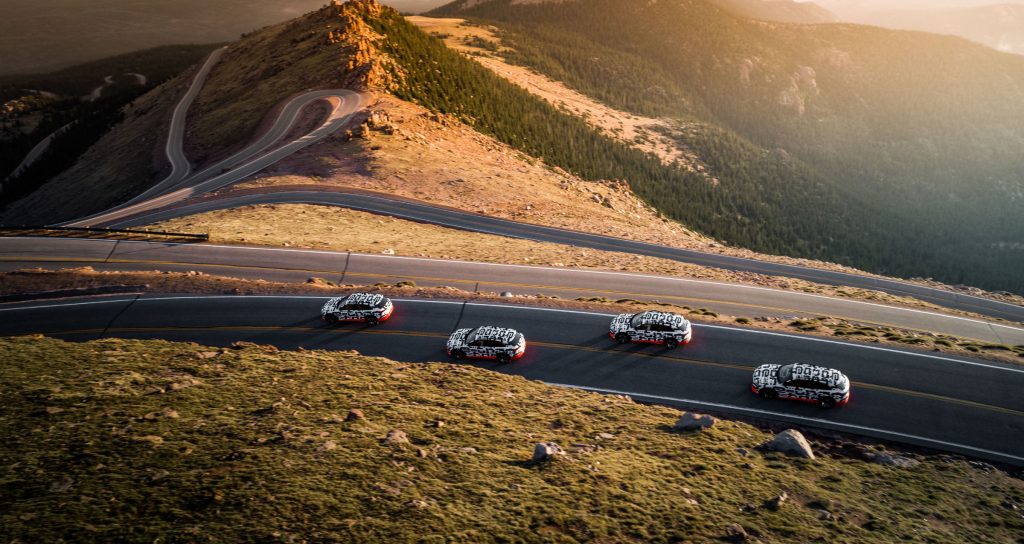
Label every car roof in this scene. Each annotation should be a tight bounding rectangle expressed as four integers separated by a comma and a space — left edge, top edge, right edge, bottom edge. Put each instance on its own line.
343, 293, 385, 306
786, 363, 845, 387
468, 326, 519, 344
635, 311, 687, 328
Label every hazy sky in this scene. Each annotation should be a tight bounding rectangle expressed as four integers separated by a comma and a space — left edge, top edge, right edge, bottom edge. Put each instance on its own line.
813, 0, 1024, 9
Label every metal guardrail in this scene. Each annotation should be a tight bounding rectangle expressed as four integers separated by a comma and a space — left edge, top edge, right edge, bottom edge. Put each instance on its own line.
0, 226, 208, 243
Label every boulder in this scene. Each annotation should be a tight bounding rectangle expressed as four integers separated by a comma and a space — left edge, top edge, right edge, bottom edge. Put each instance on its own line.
532, 442, 564, 463
345, 409, 364, 421
863, 450, 919, 469
765, 491, 788, 510
724, 523, 748, 542
761, 429, 815, 459
674, 412, 717, 432
383, 429, 409, 444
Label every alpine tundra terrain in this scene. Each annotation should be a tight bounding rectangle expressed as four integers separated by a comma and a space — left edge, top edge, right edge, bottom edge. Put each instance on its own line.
1, 336, 1022, 542
2, 0, 1024, 541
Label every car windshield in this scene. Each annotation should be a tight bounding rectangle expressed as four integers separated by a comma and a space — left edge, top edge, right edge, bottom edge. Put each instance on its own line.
777, 364, 794, 383
629, 313, 645, 327
465, 328, 481, 343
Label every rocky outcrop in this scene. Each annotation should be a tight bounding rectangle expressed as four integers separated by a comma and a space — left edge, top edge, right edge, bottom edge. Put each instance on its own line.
532, 441, 564, 462
673, 412, 717, 431
320, 0, 404, 91
761, 429, 815, 459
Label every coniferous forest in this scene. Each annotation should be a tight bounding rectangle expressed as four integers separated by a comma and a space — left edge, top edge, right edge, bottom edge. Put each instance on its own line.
374, 3, 1024, 293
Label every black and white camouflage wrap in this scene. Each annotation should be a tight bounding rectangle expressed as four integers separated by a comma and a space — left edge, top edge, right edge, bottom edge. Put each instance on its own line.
447, 325, 526, 361
609, 311, 692, 345
321, 293, 393, 323
752, 363, 850, 404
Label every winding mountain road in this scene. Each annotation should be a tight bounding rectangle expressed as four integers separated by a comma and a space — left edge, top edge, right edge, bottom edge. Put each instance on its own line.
2, 295, 1021, 465
1, 237, 1022, 345
100, 189, 1024, 325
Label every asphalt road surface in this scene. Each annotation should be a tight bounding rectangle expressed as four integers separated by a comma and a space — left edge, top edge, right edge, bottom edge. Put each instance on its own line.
105, 190, 1024, 325
2, 236, 1022, 345
2, 295, 1021, 465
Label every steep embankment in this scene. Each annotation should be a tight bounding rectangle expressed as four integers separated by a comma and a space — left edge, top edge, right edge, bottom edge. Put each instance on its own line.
1, 336, 1022, 542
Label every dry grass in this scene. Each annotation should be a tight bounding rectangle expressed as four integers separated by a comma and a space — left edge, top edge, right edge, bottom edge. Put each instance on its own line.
148, 203, 993, 317
1, 335, 1022, 542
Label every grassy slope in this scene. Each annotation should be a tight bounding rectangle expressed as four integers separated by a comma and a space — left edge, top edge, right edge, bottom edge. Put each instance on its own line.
184, 5, 363, 165
1, 336, 1022, 542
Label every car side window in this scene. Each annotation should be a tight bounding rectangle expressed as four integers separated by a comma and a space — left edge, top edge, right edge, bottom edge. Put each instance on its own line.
635, 324, 648, 331
483, 340, 503, 347
809, 381, 829, 390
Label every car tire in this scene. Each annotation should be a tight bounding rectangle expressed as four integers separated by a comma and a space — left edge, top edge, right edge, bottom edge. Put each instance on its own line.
664, 337, 679, 349
819, 397, 837, 409
615, 333, 630, 344
366, 316, 379, 327
451, 349, 466, 360
497, 353, 512, 364
325, 314, 339, 324
759, 388, 779, 400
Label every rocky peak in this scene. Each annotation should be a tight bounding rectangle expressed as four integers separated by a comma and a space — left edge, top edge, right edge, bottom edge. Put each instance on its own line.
318, 0, 404, 91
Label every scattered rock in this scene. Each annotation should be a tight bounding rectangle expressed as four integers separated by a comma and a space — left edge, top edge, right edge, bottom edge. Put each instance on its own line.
194, 351, 219, 359
862, 450, 920, 469
596, 432, 615, 440
345, 409, 364, 422
431, 420, 445, 428
724, 523, 748, 542
383, 429, 409, 444
814, 509, 833, 520
381, 248, 395, 255
149, 469, 170, 483
405, 499, 429, 509
500, 291, 514, 297
674, 412, 717, 432
318, 440, 338, 452
532, 442, 564, 463
765, 491, 788, 510
458, 447, 478, 454
49, 475, 74, 493
761, 429, 815, 459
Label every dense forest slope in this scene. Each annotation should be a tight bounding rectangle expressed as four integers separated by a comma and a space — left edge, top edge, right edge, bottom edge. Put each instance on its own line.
430, 0, 1024, 293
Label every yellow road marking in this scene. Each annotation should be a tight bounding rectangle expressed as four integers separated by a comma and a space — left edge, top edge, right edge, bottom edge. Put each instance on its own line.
37, 324, 1024, 417
0, 255, 1002, 341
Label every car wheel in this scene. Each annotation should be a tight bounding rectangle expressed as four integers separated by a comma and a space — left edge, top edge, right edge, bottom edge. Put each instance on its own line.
324, 314, 339, 324
759, 388, 779, 400
496, 353, 512, 364
819, 396, 837, 409
664, 337, 679, 349
451, 349, 466, 360
366, 316, 379, 327
615, 333, 630, 344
